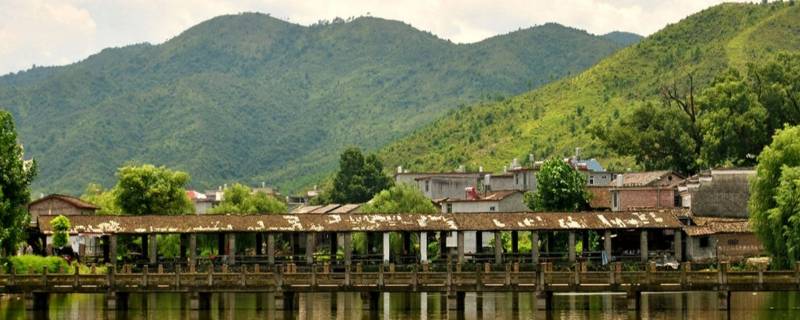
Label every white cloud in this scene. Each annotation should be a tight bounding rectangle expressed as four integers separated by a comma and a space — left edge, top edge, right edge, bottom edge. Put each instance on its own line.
0, 0, 744, 75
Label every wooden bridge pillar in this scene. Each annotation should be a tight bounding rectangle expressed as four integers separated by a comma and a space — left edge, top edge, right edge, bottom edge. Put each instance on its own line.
267, 233, 275, 265
531, 231, 540, 265
674, 229, 683, 262
306, 233, 316, 264
494, 232, 503, 263
108, 235, 117, 265
148, 234, 157, 264
382, 232, 391, 263
457, 231, 465, 263
568, 231, 576, 263
420, 232, 428, 262
188, 233, 197, 267
226, 233, 236, 265
343, 232, 353, 265
439, 231, 449, 259
640, 230, 649, 262
603, 230, 612, 262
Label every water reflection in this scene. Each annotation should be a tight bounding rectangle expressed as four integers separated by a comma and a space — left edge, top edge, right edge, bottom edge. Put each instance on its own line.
0, 291, 798, 319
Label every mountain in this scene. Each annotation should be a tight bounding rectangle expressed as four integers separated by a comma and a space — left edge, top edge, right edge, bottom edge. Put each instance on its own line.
602, 31, 643, 46
0, 14, 633, 195
380, 3, 800, 174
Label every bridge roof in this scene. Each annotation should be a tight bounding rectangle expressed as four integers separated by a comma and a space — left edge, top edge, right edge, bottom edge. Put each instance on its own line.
37, 209, 684, 235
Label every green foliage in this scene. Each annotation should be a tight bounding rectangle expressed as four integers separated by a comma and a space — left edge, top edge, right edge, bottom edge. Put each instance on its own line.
0, 14, 633, 196
380, 3, 800, 176
80, 183, 120, 215
590, 102, 698, 174
360, 184, 438, 214
114, 164, 194, 215
327, 147, 392, 204
524, 159, 589, 212
50, 215, 71, 249
750, 125, 800, 268
209, 183, 287, 214
5, 255, 68, 274
157, 234, 181, 258
0, 110, 36, 255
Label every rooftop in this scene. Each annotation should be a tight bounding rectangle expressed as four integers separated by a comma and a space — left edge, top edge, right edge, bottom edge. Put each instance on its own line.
28, 194, 100, 210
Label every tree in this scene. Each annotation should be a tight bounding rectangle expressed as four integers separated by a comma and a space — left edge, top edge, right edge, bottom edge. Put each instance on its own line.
591, 102, 698, 175
328, 147, 392, 204
209, 183, 286, 214
51, 215, 71, 249
698, 70, 769, 167
114, 164, 193, 215
750, 125, 800, 268
524, 159, 590, 212
0, 111, 37, 255
360, 184, 438, 214
81, 183, 121, 215
748, 52, 800, 133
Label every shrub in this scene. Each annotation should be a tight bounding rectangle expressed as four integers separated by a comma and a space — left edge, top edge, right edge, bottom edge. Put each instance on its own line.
5, 255, 70, 274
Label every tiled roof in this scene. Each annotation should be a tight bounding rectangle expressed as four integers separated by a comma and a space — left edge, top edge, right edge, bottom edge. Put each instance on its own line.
443, 190, 522, 203
28, 194, 100, 210
685, 216, 752, 236
37, 209, 685, 235
611, 171, 681, 187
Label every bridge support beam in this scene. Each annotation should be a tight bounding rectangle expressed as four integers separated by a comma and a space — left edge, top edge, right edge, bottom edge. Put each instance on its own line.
568, 231, 576, 263
640, 230, 649, 262
531, 231, 540, 265
495, 232, 503, 263
420, 232, 428, 263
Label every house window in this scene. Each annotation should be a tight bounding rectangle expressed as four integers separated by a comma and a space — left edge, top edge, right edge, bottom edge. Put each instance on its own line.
523, 174, 528, 188
727, 239, 739, 246
425, 181, 430, 192
515, 174, 519, 185
489, 206, 496, 212
699, 237, 710, 248
674, 194, 682, 207
612, 192, 619, 209
589, 177, 595, 185
446, 203, 452, 213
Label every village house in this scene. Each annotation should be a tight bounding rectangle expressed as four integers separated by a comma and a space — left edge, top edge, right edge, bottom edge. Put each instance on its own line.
609, 171, 683, 212
27, 194, 101, 260
676, 168, 763, 263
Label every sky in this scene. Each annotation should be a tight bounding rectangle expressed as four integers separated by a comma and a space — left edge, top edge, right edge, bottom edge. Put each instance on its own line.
0, 0, 745, 75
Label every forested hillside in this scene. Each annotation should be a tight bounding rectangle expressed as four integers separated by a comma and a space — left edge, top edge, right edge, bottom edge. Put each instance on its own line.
0, 14, 635, 194
381, 3, 800, 174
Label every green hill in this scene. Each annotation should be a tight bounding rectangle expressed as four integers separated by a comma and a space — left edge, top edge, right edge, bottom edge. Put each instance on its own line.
380, 3, 800, 173
0, 14, 633, 194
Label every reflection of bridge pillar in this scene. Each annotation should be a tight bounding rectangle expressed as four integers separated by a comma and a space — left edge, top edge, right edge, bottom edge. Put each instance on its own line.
283, 291, 296, 311
535, 291, 552, 310
626, 290, 641, 311
718, 291, 730, 310
367, 292, 380, 317
24, 292, 48, 311
105, 292, 128, 311
420, 292, 428, 320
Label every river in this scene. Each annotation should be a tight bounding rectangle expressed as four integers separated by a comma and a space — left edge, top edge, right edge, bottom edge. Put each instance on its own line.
1, 291, 799, 319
